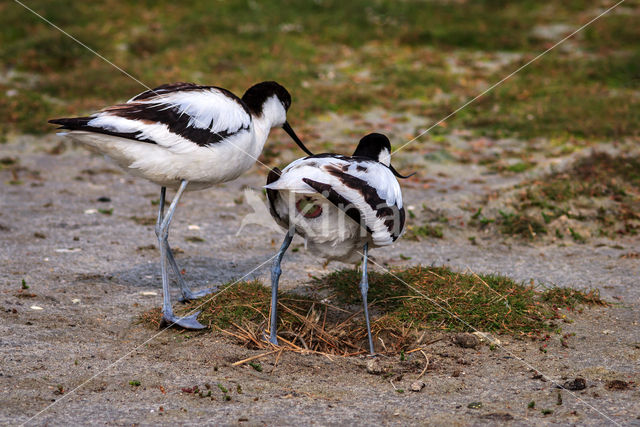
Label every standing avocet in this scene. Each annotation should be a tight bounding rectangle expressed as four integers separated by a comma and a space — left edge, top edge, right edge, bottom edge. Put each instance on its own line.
264, 133, 411, 355
49, 81, 313, 329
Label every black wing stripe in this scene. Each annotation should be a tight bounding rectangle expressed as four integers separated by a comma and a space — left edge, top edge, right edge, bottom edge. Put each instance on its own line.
105, 103, 249, 147
302, 178, 372, 234
130, 82, 202, 101
324, 165, 403, 239
48, 117, 156, 144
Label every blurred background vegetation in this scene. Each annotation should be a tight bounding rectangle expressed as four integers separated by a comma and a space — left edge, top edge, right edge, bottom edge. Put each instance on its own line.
1, 0, 639, 143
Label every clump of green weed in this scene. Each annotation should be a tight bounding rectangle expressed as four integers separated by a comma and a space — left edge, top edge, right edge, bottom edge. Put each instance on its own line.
406, 224, 444, 240
475, 152, 640, 241
140, 266, 607, 355
496, 210, 547, 239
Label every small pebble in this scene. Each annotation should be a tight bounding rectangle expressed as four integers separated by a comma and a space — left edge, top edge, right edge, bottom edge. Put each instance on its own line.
410, 380, 425, 392
472, 331, 501, 346
453, 333, 480, 349
366, 359, 385, 375
562, 378, 586, 391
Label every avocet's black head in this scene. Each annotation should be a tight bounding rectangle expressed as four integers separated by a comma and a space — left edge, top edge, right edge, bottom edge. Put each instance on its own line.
353, 133, 415, 179
242, 81, 291, 114
242, 81, 313, 156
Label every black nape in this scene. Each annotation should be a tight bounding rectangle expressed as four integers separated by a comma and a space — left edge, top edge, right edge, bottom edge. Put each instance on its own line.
241, 81, 291, 115
352, 133, 391, 160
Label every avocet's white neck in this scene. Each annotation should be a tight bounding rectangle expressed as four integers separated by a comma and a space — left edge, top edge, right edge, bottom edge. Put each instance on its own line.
378, 147, 391, 166
250, 96, 287, 156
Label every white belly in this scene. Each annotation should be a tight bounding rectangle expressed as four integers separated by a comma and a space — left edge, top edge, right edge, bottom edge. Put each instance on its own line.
65, 131, 260, 190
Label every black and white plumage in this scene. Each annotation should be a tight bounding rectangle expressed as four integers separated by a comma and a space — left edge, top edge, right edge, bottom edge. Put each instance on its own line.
264, 133, 410, 354
49, 81, 313, 329
49, 81, 311, 190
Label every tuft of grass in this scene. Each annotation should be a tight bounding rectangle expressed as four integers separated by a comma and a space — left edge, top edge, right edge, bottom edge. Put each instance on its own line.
140, 266, 607, 355
497, 210, 547, 239
406, 224, 444, 240
248, 362, 262, 373
541, 288, 606, 310
477, 152, 640, 241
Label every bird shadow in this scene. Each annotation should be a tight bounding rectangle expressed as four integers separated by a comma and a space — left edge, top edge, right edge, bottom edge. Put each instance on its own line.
107, 254, 274, 293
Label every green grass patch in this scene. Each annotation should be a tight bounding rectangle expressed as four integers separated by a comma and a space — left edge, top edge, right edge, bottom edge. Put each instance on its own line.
1, 1, 639, 142
496, 210, 547, 239
475, 152, 640, 240
406, 224, 444, 240
140, 266, 606, 355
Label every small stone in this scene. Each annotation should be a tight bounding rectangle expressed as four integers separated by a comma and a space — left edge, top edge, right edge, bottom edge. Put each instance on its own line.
366, 359, 385, 375
562, 378, 586, 391
472, 331, 501, 346
452, 369, 462, 377
453, 333, 480, 349
410, 380, 425, 392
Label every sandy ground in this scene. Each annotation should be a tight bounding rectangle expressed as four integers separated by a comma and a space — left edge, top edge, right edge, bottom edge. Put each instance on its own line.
1, 136, 639, 426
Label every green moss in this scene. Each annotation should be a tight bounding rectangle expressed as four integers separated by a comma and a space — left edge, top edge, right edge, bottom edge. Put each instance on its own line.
479, 152, 640, 241
406, 224, 444, 240
506, 162, 537, 173
541, 287, 606, 309
140, 267, 606, 353
497, 210, 547, 239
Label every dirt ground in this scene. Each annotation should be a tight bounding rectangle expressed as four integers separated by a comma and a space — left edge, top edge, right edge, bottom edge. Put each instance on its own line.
1, 135, 639, 426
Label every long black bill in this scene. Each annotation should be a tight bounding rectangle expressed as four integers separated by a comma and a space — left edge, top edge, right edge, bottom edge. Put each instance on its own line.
282, 121, 313, 156
389, 164, 416, 179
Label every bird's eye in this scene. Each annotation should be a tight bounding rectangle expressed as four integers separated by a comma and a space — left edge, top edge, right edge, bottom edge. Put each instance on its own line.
296, 197, 322, 218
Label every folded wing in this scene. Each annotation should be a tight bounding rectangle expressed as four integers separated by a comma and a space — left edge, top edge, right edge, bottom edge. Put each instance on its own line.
49, 83, 252, 152
265, 156, 405, 245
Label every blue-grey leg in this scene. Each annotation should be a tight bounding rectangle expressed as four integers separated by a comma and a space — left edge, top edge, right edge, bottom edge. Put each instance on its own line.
155, 188, 217, 302
157, 181, 204, 329
268, 229, 295, 345
361, 243, 375, 355
174, 243, 218, 302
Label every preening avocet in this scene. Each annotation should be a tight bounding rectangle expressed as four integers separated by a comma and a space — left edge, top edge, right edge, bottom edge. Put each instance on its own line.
49, 81, 313, 329
264, 133, 412, 355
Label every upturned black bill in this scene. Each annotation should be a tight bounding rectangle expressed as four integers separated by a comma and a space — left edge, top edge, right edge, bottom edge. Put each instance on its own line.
283, 121, 313, 156
389, 164, 416, 179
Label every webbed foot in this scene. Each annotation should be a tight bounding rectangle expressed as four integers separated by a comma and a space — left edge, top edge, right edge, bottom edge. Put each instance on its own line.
160, 311, 205, 329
